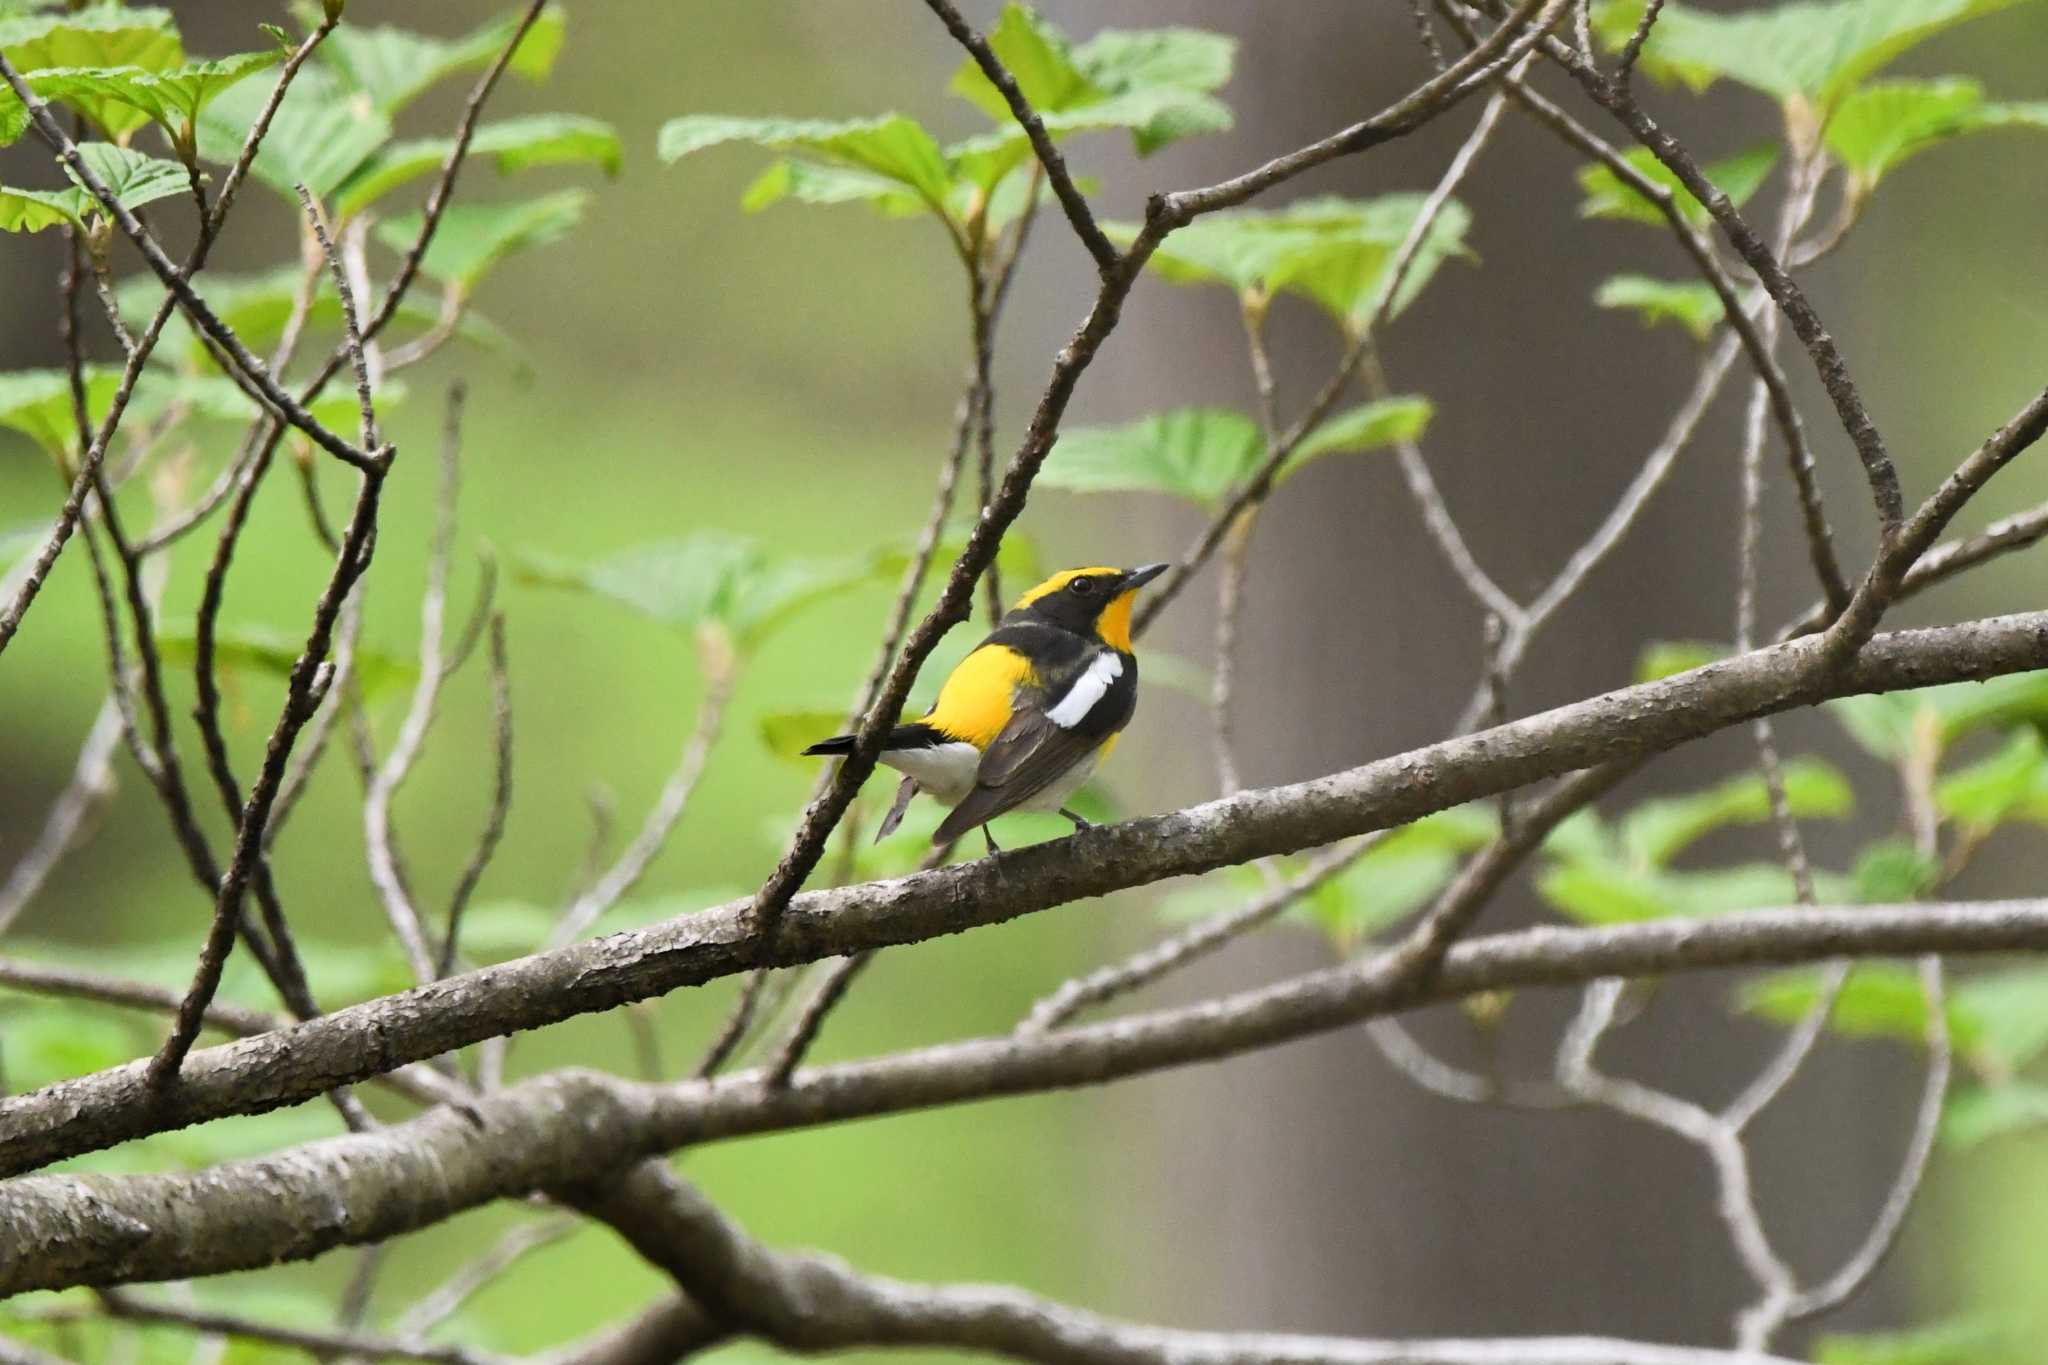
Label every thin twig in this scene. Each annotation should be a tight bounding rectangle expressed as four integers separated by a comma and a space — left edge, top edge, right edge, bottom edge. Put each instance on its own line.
394, 1214, 576, 1338
98, 1290, 504, 1365
765, 950, 875, 1086
442, 614, 514, 977
0, 698, 123, 936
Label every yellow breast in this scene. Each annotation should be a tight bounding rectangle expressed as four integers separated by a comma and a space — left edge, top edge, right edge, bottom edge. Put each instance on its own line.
922, 643, 1035, 749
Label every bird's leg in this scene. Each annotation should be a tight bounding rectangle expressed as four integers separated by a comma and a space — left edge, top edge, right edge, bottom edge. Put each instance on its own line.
982, 826, 1002, 856
1058, 807, 1092, 832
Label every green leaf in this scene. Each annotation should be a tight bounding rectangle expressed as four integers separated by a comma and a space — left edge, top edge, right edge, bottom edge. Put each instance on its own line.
374, 189, 591, 293
1936, 728, 2048, 827
1119, 193, 1474, 326
1826, 691, 1922, 759
945, 8, 1236, 162
154, 622, 418, 700
1738, 963, 1978, 1051
1039, 408, 1261, 506
20, 49, 282, 145
1815, 1316, 2032, 1365
1075, 26, 1235, 99
1849, 838, 1940, 901
1041, 397, 1430, 508
319, 4, 566, 115
334, 113, 622, 219
1286, 397, 1433, 476
0, 4, 182, 142
739, 158, 928, 217
946, 87, 1232, 191
948, 2, 1096, 122
1620, 757, 1853, 867
1578, 143, 1779, 230
658, 114, 956, 213
131, 370, 405, 438
1595, 275, 1727, 341
1956, 966, 2048, 1074
1536, 858, 1674, 924
1827, 77, 1987, 188
1945, 1082, 2048, 1147
0, 142, 189, 234
515, 531, 876, 651
0, 365, 123, 457
117, 265, 510, 368
195, 65, 391, 200
1634, 639, 1727, 683
1591, 0, 2028, 109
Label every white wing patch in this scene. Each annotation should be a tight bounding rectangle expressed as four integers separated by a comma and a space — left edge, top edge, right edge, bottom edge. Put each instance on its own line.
1046, 651, 1123, 729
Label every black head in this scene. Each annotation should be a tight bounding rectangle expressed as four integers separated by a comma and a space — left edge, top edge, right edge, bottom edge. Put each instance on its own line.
1006, 563, 1169, 646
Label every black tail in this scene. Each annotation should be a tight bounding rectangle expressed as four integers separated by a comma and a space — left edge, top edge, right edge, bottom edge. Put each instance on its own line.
802, 721, 944, 758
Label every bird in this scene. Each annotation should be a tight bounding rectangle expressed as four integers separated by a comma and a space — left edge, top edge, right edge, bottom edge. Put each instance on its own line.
803, 562, 1170, 853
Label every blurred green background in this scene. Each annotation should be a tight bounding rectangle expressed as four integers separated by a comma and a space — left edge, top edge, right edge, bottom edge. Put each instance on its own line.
3, 1, 2048, 1360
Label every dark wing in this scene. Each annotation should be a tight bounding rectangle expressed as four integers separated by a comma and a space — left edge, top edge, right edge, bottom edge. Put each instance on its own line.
931, 701, 1103, 845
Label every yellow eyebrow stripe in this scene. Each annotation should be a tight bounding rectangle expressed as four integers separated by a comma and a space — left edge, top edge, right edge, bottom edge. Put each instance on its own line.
921, 643, 1035, 748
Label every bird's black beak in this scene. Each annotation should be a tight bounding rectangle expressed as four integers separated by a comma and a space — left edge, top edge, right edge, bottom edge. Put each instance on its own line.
1120, 562, 1170, 593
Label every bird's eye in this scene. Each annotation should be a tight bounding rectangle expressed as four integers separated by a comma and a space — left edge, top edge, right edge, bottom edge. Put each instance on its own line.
1068, 577, 1097, 597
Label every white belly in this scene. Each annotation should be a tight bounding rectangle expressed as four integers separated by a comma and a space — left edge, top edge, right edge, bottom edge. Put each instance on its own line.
881, 741, 981, 802
881, 740, 1103, 812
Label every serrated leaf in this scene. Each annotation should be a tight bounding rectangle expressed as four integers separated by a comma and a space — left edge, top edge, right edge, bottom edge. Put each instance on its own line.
319, 4, 566, 116
1595, 274, 1727, 341
1944, 1082, 2048, 1147
1115, 193, 1473, 327
0, 4, 182, 143
20, 49, 282, 145
1620, 757, 1853, 867
0, 365, 124, 457
1040, 396, 1428, 508
334, 113, 621, 219
1850, 838, 1941, 901
1956, 966, 2048, 1075
659, 113, 956, 212
1579, 143, 1779, 230
1826, 691, 1921, 759
947, 87, 1232, 190
0, 142, 189, 234
154, 622, 418, 700
1826, 77, 1987, 188
132, 370, 405, 437
195, 64, 391, 200
948, 2, 1096, 122
1591, 0, 2027, 109
515, 531, 876, 651
1738, 963, 1979, 1052
1039, 408, 1261, 506
375, 188, 590, 293
740, 158, 928, 217
117, 265, 509, 368
1936, 728, 2048, 828
1634, 639, 1728, 683
1287, 397, 1433, 475
1075, 26, 1235, 97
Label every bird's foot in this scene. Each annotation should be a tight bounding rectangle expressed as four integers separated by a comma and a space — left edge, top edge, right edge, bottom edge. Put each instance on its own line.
982, 826, 1002, 856
1059, 807, 1093, 833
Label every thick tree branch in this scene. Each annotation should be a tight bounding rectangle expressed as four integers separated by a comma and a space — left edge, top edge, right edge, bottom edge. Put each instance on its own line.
9, 891, 2048, 1290
8, 607, 2048, 1170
